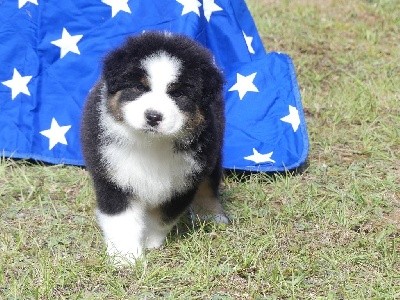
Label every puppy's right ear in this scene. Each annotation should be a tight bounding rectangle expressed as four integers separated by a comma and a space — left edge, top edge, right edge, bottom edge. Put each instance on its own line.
102, 48, 128, 94
202, 63, 224, 104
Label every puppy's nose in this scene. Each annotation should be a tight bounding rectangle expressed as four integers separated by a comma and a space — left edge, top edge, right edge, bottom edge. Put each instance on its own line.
145, 110, 163, 127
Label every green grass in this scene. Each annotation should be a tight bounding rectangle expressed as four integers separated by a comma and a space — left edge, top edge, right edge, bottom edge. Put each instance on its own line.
1, 0, 400, 298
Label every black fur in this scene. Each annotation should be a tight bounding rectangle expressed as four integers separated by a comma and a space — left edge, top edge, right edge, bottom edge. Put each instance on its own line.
80, 32, 224, 224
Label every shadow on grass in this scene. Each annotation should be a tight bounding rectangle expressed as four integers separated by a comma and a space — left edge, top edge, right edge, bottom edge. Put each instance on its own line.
223, 159, 309, 183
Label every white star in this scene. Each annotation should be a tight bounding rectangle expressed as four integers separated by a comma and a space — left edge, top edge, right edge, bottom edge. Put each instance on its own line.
280, 105, 300, 132
203, 0, 223, 22
40, 118, 71, 150
51, 28, 83, 59
18, 0, 38, 9
242, 31, 255, 54
244, 148, 275, 164
176, 0, 201, 16
102, 0, 131, 18
228, 72, 259, 100
1, 68, 32, 100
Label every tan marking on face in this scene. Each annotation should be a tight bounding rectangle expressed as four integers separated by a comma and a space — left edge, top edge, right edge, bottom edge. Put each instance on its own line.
167, 82, 182, 93
140, 76, 150, 88
107, 91, 123, 122
184, 107, 205, 133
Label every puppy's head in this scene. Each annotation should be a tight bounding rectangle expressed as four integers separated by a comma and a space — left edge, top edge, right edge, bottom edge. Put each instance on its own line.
101, 32, 223, 138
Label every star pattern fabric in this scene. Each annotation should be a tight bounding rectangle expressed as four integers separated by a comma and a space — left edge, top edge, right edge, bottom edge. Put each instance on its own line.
40, 118, 71, 150
228, 72, 259, 100
176, 0, 202, 16
281, 105, 300, 132
18, 0, 38, 9
51, 28, 83, 59
0, 0, 308, 172
102, 0, 131, 18
244, 148, 275, 164
203, 0, 223, 22
1, 69, 32, 100
242, 31, 255, 54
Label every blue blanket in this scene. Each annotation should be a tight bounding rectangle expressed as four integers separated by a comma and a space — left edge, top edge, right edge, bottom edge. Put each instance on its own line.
0, 0, 308, 172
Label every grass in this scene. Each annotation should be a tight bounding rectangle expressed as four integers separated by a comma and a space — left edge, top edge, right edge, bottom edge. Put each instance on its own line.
1, 0, 400, 299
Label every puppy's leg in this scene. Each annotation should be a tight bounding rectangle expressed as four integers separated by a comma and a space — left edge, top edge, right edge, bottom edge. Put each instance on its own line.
93, 176, 146, 265
143, 208, 174, 250
97, 202, 146, 265
190, 176, 229, 224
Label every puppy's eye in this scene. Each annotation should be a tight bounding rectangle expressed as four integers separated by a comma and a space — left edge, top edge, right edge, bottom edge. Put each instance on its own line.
169, 89, 184, 98
133, 83, 148, 92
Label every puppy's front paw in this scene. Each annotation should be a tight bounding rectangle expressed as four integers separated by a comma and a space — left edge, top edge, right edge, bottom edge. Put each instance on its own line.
212, 213, 230, 224
190, 209, 231, 225
107, 246, 142, 266
109, 252, 138, 266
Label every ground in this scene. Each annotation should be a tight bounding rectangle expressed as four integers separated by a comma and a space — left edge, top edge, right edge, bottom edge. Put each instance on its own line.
1, 0, 399, 299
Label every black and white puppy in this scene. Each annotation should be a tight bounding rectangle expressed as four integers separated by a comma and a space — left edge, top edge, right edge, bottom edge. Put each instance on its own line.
81, 32, 228, 264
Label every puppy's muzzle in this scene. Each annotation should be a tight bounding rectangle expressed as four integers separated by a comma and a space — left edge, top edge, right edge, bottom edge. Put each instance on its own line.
145, 109, 163, 127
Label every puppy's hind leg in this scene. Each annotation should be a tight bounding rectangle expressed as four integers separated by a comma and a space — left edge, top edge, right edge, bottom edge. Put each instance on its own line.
190, 176, 230, 224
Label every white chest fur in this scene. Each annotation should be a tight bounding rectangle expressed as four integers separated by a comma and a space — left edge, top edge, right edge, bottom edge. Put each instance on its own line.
100, 137, 201, 206
97, 83, 201, 207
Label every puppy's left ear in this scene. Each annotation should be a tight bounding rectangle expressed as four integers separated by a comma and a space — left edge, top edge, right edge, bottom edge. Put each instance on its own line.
202, 64, 224, 103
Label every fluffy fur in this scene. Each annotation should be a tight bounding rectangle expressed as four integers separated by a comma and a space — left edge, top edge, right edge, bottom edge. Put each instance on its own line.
80, 32, 228, 264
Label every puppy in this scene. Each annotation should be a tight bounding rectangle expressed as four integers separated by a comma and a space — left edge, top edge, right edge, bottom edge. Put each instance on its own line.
81, 32, 228, 264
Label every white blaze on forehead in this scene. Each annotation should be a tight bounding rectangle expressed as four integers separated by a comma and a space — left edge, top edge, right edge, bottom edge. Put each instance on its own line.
141, 51, 181, 92
120, 51, 185, 136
